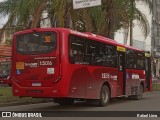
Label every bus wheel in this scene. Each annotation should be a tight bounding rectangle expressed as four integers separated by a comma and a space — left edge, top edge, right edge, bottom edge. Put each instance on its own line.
134, 84, 143, 100
54, 98, 74, 105
130, 84, 143, 100
99, 85, 110, 107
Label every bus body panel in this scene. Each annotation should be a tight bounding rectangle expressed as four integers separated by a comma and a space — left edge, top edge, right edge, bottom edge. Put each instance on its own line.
117, 71, 124, 96
12, 29, 65, 97
13, 55, 56, 87
67, 65, 119, 99
0, 77, 11, 85
85, 66, 118, 98
126, 69, 146, 96
11, 28, 152, 101
12, 79, 69, 97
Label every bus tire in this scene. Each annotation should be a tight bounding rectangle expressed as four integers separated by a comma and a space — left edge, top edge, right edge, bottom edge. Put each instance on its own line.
134, 84, 143, 100
99, 85, 110, 107
130, 84, 143, 100
54, 98, 74, 105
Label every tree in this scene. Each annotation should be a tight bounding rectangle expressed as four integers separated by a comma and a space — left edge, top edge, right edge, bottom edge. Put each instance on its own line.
128, 0, 152, 46
0, 0, 152, 43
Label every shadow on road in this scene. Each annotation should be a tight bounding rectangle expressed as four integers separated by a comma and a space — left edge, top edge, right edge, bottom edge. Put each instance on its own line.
29, 96, 151, 111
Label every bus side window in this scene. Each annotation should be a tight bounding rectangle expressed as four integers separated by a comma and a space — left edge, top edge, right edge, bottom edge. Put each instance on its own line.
102, 44, 117, 67
126, 50, 136, 69
136, 53, 145, 69
69, 35, 85, 64
85, 40, 98, 65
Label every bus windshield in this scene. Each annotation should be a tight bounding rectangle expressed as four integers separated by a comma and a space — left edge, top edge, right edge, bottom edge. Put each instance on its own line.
0, 61, 11, 78
16, 32, 56, 54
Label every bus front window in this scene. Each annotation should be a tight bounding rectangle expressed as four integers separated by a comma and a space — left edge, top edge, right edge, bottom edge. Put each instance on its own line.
0, 61, 11, 78
16, 32, 56, 54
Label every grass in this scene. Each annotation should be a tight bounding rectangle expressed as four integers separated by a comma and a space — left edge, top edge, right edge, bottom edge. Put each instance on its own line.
152, 83, 160, 91
0, 84, 159, 106
0, 87, 52, 105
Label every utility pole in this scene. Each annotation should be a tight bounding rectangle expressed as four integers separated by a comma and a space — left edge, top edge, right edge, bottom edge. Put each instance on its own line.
130, 0, 134, 46
130, 19, 133, 46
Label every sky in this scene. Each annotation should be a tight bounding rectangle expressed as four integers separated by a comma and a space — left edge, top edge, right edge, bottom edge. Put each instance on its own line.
114, 2, 152, 51
0, 0, 152, 51
0, 0, 7, 28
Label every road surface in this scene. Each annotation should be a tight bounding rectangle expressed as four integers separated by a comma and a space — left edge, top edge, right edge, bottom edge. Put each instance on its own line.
0, 91, 160, 119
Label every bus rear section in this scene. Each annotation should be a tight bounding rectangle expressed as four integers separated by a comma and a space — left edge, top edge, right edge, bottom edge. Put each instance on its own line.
11, 29, 66, 98
125, 50, 152, 99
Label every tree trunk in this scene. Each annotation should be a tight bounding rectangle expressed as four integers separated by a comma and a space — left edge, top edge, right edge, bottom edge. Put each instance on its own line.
130, 0, 134, 46
130, 19, 133, 46
106, 0, 114, 39
0, 14, 14, 43
30, 0, 47, 28
82, 9, 92, 32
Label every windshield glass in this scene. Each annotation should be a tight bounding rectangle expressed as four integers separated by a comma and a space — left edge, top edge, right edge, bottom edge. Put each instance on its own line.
16, 32, 56, 54
0, 61, 11, 78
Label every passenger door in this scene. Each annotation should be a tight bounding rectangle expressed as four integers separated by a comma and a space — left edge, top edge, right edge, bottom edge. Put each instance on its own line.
117, 51, 126, 96
145, 54, 152, 91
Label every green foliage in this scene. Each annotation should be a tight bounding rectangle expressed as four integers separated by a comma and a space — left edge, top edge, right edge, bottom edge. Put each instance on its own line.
0, 87, 52, 104
0, 0, 152, 40
152, 83, 160, 91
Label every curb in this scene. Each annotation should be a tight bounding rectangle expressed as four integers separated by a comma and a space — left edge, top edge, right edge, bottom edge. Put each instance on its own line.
0, 102, 28, 107
0, 100, 53, 107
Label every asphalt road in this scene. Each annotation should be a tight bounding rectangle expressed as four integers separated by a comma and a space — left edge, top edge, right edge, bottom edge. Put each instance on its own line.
0, 91, 160, 120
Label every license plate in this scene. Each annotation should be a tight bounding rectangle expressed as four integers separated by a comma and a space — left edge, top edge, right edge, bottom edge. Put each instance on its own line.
32, 82, 41, 86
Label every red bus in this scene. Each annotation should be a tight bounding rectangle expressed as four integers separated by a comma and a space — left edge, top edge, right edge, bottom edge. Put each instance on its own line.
0, 57, 11, 85
11, 28, 152, 106
0, 45, 12, 85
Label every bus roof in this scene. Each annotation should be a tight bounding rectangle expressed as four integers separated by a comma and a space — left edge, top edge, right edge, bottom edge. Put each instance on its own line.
14, 28, 144, 52
68, 29, 143, 52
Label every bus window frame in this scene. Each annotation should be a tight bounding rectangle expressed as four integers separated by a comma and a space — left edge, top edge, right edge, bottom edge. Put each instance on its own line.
136, 52, 145, 70
126, 49, 137, 69
68, 34, 118, 68
15, 32, 57, 55
68, 34, 86, 64
126, 49, 145, 70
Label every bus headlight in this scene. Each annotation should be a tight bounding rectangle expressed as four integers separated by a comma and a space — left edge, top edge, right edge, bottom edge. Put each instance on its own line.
53, 90, 58, 93
15, 90, 19, 93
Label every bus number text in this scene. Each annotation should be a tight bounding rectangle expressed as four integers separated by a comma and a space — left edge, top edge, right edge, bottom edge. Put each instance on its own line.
40, 61, 52, 66
102, 73, 110, 79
